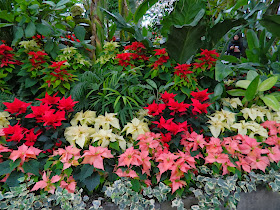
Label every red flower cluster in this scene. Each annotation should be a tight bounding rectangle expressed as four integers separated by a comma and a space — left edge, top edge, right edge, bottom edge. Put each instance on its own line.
64, 34, 80, 42
193, 49, 219, 69
47, 61, 73, 86
3, 98, 31, 116
115, 53, 134, 67
151, 48, 169, 69
28, 51, 48, 68
32, 34, 45, 40
0, 44, 19, 67
174, 63, 193, 79
124, 41, 146, 53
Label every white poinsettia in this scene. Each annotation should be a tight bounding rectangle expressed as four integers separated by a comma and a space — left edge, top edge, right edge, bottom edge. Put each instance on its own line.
94, 112, 120, 130
231, 121, 268, 138
64, 125, 95, 148
222, 98, 243, 109
122, 118, 150, 140
91, 129, 126, 150
70, 110, 96, 126
0, 111, 10, 129
136, 109, 151, 121
241, 106, 265, 122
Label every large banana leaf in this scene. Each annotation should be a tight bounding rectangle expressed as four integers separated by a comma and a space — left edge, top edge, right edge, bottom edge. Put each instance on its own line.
161, 0, 205, 36
260, 15, 280, 38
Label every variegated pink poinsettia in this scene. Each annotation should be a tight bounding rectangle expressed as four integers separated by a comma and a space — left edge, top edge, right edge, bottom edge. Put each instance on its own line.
81, 146, 113, 170
52, 145, 81, 170
60, 175, 76, 193
31, 171, 61, 194
9, 144, 42, 166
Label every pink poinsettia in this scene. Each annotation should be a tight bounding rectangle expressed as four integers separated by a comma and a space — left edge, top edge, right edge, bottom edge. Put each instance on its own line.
9, 144, 42, 166
118, 147, 141, 167
53, 146, 81, 170
60, 176, 76, 193
115, 168, 138, 178
31, 172, 61, 194
82, 146, 113, 170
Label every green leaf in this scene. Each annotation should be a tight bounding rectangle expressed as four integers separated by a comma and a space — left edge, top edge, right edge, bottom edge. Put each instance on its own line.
260, 15, 280, 37
161, 0, 205, 36
25, 78, 37, 88
36, 23, 51, 36
13, 27, 24, 45
246, 70, 258, 81
56, 0, 70, 7
236, 80, 251, 89
258, 76, 278, 92
0, 10, 14, 22
83, 172, 100, 191
146, 79, 157, 89
166, 24, 206, 63
261, 94, 280, 111
74, 25, 86, 42
109, 141, 120, 151
214, 83, 224, 97
76, 164, 94, 181
131, 179, 141, 192
0, 160, 13, 176
44, 39, 54, 53
25, 22, 36, 38
0, 23, 13, 28
215, 61, 233, 82
6, 171, 24, 187
245, 75, 259, 101
22, 160, 40, 176
133, 0, 158, 23
246, 29, 259, 49
227, 89, 246, 96
63, 83, 70, 90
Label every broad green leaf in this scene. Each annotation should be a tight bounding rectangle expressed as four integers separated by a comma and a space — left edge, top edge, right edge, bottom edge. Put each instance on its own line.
6, 171, 24, 187
146, 79, 157, 89
44, 39, 54, 53
56, 0, 70, 7
131, 179, 141, 192
214, 83, 224, 97
215, 61, 233, 82
236, 80, 251, 89
261, 94, 280, 111
165, 24, 206, 63
220, 55, 239, 63
227, 89, 246, 96
83, 172, 100, 191
13, 27, 24, 45
25, 22, 36, 38
245, 75, 259, 101
0, 10, 14, 22
258, 76, 278, 92
36, 23, 51, 36
25, 78, 37, 88
161, 0, 205, 36
246, 29, 259, 49
74, 25, 86, 42
133, 0, 158, 23
260, 15, 280, 37
22, 160, 40, 176
246, 70, 258, 81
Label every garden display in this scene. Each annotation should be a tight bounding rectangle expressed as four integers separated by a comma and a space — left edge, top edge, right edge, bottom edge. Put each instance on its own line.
0, 0, 280, 209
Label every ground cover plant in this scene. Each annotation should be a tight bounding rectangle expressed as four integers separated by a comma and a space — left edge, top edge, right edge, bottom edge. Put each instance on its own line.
1, 0, 280, 209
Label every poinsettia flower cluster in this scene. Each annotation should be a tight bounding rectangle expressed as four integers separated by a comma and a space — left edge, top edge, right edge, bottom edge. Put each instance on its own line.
193, 49, 219, 70
115, 42, 150, 67
28, 51, 48, 68
144, 90, 211, 141
0, 44, 21, 67
2, 93, 77, 147
151, 48, 170, 69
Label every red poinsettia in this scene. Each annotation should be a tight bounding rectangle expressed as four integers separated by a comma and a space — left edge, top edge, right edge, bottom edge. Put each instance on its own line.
3, 98, 31, 116
37, 92, 60, 105
0, 44, 18, 67
174, 63, 193, 79
28, 51, 48, 68
40, 110, 66, 129
190, 88, 211, 102
191, 99, 210, 114
24, 128, 42, 146
124, 42, 146, 53
160, 91, 177, 103
144, 101, 166, 116
154, 48, 167, 56
57, 96, 78, 112
167, 99, 190, 115
115, 53, 134, 67
3, 122, 26, 142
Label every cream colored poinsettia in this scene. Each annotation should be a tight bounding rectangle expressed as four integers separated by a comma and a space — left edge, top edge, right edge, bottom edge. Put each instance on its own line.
94, 112, 120, 130
136, 109, 151, 121
224, 79, 235, 86
222, 98, 243, 109
207, 109, 236, 137
122, 118, 150, 140
231, 120, 268, 138
0, 111, 10, 129
241, 106, 266, 122
91, 129, 126, 150
64, 125, 95, 148
19, 40, 40, 51
70, 110, 96, 126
